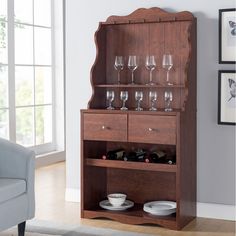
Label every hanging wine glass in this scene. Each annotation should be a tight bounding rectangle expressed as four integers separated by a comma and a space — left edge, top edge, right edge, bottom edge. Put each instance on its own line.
128, 55, 138, 84
149, 91, 157, 111
114, 56, 124, 84
120, 91, 128, 110
162, 54, 173, 86
106, 90, 115, 110
135, 91, 143, 111
145, 55, 156, 85
164, 90, 173, 112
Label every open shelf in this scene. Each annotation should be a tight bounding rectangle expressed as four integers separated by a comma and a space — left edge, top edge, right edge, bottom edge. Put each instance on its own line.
81, 108, 181, 115
86, 158, 177, 172
83, 203, 177, 229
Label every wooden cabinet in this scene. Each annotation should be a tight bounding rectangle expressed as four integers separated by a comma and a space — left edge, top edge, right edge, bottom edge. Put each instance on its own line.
81, 7, 196, 230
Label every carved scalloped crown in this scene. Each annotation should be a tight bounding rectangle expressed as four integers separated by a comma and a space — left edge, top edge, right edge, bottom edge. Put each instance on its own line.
105, 7, 194, 24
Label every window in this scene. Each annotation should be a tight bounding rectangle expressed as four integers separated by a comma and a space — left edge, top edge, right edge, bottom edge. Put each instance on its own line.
0, 0, 64, 155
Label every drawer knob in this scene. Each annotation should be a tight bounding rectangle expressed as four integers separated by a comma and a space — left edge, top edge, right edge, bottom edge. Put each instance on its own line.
148, 128, 158, 132
102, 125, 110, 130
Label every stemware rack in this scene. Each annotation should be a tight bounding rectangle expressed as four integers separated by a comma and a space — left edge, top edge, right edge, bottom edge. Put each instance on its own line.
81, 7, 196, 230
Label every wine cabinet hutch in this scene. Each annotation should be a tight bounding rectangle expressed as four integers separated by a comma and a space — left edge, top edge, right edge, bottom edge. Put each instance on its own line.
81, 7, 196, 230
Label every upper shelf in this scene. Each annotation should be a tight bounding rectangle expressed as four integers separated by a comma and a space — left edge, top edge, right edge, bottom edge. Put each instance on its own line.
95, 84, 185, 88
88, 8, 196, 111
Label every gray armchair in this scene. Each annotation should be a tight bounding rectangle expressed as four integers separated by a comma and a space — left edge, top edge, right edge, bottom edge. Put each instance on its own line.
0, 138, 35, 236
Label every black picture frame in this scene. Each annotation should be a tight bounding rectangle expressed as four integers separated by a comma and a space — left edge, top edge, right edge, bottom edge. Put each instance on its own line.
218, 70, 236, 125
219, 8, 236, 64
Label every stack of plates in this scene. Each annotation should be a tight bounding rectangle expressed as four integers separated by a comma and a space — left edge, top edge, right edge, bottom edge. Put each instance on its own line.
99, 199, 134, 211
143, 201, 176, 216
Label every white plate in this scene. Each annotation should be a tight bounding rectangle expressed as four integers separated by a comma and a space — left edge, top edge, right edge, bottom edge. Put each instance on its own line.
99, 199, 134, 211
143, 201, 176, 216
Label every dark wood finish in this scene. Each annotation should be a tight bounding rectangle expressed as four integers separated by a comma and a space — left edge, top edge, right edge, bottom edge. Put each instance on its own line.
81, 7, 196, 230
84, 208, 177, 230
177, 18, 197, 229
18, 222, 26, 236
107, 169, 176, 203
105, 7, 194, 24
128, 114, 176, 145
81, 108, 179, 116
88, 8, 193, 110
86, 158, 177, 172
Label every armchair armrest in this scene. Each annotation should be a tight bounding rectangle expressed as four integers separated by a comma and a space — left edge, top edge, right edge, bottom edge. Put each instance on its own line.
0, 138, 35, 220
0, 138, 35, 185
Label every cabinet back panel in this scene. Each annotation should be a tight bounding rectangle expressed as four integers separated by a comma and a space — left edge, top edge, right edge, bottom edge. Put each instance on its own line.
84, 141, 107, 159
89, 20, 192, 109
107, 168, 176, 203
106, 141, 176, 156
83, 166, 107, 209
105, 22, 190, 87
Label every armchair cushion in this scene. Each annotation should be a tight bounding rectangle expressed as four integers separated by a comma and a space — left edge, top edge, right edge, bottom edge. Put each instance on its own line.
0, 178, 26, 204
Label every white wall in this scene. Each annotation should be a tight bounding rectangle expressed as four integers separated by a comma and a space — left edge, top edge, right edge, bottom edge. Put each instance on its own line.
65, 0, 236, 209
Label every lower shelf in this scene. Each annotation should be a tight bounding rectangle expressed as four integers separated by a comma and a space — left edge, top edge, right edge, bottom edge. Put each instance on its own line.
82, 204, 177, 230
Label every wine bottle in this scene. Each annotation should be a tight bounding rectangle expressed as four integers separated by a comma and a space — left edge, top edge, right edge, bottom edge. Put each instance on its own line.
104, 148, 125, 160
145, 151, 167, 163
165, 155, 176, 164
123, 149, 146, 162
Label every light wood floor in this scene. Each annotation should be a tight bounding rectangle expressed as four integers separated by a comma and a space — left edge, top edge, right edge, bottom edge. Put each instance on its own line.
35, 162, 235, 236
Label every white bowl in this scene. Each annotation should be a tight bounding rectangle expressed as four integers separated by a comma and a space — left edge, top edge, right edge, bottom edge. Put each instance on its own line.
107, 193, 127, 207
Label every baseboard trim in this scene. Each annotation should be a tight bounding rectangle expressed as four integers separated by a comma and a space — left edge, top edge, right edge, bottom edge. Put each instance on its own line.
197, 202, 235, 221
65, 188, 81, 202
36, 151, 65, 168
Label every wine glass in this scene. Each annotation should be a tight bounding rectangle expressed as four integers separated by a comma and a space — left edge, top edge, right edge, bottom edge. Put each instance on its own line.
114, 56, 124, 84
164, 91, 173, 112
128, 56, 138, 84
162, 54, 173, 86
149, 91, 157, 111
106, 90, 115, 110
135, 91, 143, 111
120, 91, 128, 110
145, 55, 156, 85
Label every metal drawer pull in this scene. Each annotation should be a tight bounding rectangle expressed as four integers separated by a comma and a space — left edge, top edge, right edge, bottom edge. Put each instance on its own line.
148, 128, 158, 132
102, 125, 110, 130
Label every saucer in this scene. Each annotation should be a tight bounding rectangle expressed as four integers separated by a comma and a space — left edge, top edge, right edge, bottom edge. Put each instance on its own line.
99, 199, 134, 211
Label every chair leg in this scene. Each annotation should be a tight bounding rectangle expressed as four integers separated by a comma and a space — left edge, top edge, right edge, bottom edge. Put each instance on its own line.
18, 221, 26, 236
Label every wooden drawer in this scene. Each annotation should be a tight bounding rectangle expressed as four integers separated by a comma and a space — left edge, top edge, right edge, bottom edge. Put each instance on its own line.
83, 113, 127, 141
128, 115, 176, 145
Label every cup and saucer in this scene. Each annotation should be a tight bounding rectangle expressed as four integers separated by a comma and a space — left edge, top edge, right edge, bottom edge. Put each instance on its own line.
99, 193, 134, 211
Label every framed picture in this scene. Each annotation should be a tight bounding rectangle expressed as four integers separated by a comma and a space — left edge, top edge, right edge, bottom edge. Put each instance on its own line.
218, 70, 236, 125
219, 8, 236, 64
